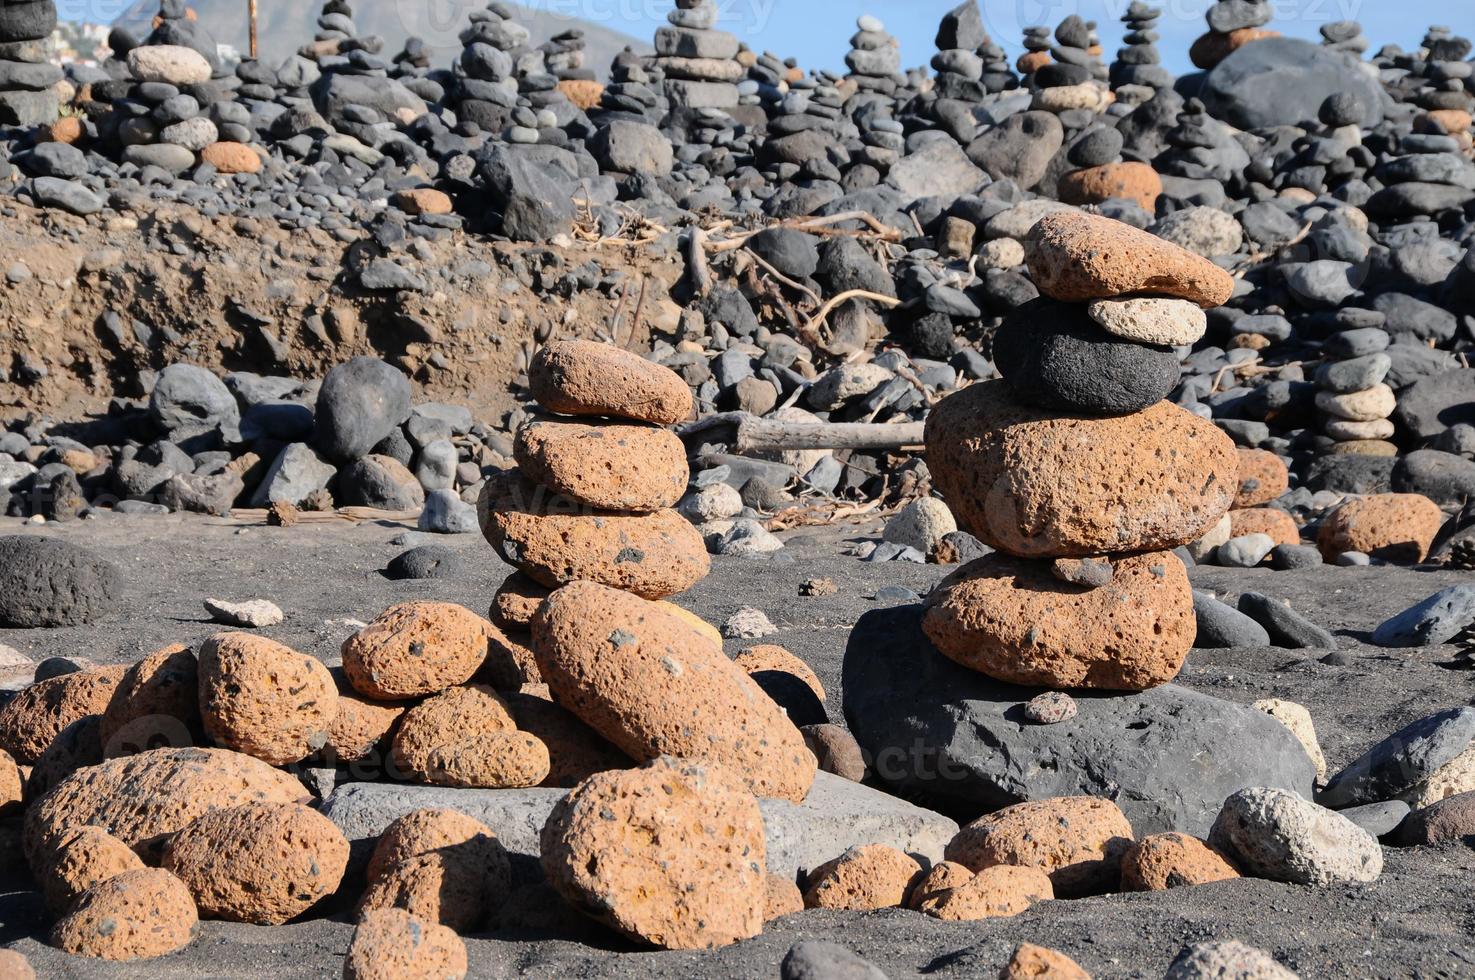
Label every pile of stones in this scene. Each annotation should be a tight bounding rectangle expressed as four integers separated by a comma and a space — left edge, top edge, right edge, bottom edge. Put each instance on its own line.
116, 43, 226, 176
0, 0, 59, 127
924, 210, 1238, 694
1110, 1, 1173, 103
481, 340, 709, 603
655, 0, 742, 112
1190, 0, 1278, 71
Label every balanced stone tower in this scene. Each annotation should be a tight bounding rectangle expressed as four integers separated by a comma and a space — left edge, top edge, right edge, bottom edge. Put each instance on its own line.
481, 339, 709, 607
0, 0, 60, 126
924, 211, 1239, 692
1190, 0, 1277, 70
656, 0, 742, 110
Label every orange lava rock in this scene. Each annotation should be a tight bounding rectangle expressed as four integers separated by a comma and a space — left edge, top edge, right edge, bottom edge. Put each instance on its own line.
345, 908, 468, 980
803, 844, 922, 911
367, 809, 510, 887
502, 691, 631, 787
1316, 493, 1443, 562
162, 802, 347, 925
358, 851, 492, 933
534, 582, 815, 802
200, 141, 262, 174
490, 572, 550, 629
924, 551, 1194, 691
530, 339, 693, 425
540, 757, 767, 949
515, 419, 688, 511
0, 747, 21, 816
479, 475, 710, 599
1189, 27, 1279, 70
393, 187, 452, 215
947, 797, 1135, 898
926, 381, 1237, 558
321, 692, 403, 764
1235, 448, 1290, 508
41, 826, 146, 916
1228, 508, 1299, 547
907, 860, 975, 910
101, 644, 201, 758
732, 644, 825, 702
1120, 832, 1240, 891
916, 865, 1054, 921
23, 747, 305, 869
25, 716, 102, 801
557, 78, 605, 111
1058, 161, 1162, 211
390, 684, 516, 782
1422, 109, 1473, 134
478, 629, 541, 690
1000, 943, 1092, 980
199, 633, 337, 766
0, 666, 126, 764
422, 731, 551, 788
1025, 210, 1236, 307
342, 601, 502, 700
1017, 50, 1051, 73
765, 874, 804, 920
50, 868, 198, 961
0, 950, 33, 979
47, 116, 84, 144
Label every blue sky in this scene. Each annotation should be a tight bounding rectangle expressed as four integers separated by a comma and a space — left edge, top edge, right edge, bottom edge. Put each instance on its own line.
60, 0, 1467, 75
512, 0, 1463, 74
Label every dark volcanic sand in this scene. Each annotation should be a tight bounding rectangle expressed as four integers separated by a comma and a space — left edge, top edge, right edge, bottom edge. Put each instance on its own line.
1, 512, 1472, 979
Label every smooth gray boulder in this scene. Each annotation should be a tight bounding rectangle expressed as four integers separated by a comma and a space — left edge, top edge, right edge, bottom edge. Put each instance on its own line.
320, 770, 956, 881
1320, 707, 1475, 808
1372, 585, 1475, 648
1201, 38, 1386, 130
312, 358, 412, 464
843, 606, 1316, 836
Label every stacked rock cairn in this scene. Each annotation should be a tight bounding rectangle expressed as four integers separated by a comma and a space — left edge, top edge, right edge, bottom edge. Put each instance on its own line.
1314, 328, 1397, 453
482, 339, 710, 612
1321, 20, 1368, 58
923, 211, 1239, 693
118, 40, 230, 176
1111, 1, 1174, 104
0, 0, 59, 126
454, 2, 529, 135
656, 0, 742, 111
1190, 0, 1277, 71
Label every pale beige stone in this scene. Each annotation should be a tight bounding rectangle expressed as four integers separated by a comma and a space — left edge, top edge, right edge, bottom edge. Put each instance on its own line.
1088, 297, 1208, 347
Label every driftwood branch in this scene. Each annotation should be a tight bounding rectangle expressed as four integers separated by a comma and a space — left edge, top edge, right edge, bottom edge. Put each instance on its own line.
681, 412, 925, 451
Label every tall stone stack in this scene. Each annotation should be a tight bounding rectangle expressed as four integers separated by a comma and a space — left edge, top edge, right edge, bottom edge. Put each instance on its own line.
0, 0, 60, 126
1050, 15, 1105, 84
656, 0, 742, 111
1018, 26, 1053, 80
1313, 331, 1397, 456
308, 0, 425, 135
1189, 0, 1278, 71
923, 211, 1238, 693
480, 340, 710, 608
845, 15, 902, 102
453, 3, 527, 134
929, 1, 987, 140
117, 43, 221, 175
1111, 2, 1174, 103
594, 51, 662, 124
1321, 21, 1368, 58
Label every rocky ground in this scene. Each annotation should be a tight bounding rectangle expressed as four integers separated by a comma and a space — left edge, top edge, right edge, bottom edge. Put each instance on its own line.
0, 513, 1471, 978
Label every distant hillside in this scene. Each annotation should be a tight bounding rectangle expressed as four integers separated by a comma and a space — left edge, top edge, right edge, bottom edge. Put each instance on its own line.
111, 1, 648, 77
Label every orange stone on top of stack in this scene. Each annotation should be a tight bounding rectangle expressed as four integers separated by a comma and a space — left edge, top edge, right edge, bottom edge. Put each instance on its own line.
480, 339, 708, 601
924, 211, 1238, 691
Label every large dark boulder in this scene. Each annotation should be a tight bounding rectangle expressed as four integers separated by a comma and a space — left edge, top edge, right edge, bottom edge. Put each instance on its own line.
1201, 38, 1385, 130
843, 605, 1317, 836
312, 358, 412, 464
0, 536, 121, 627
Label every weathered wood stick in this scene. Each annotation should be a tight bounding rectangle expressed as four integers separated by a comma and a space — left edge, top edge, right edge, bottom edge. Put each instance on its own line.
681, 412, 925, 451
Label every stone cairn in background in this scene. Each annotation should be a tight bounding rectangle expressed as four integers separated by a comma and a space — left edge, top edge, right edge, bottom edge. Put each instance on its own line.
1018, 25, 1052, 81
1111, 1, 1173, 104
1190, 0, 1278, 71
0, 0, 59, 127
1321, 20, 1368, 58
118, 41, 227, 176
1314, 329, 1397, 454
923, 210, 1239, 694
656, 0, 742, 111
